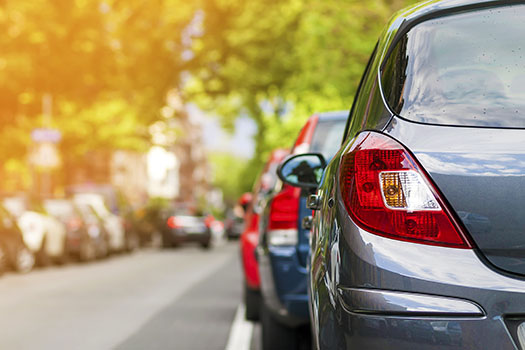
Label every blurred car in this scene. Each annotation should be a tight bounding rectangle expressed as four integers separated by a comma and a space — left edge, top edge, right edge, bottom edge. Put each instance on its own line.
74, 202, 110, 259
240, 148, 288, 321
3, 196, 67, 266
257, 111, 347, 350
278, 2, 525, 349
226, 193, 251, 240
68, 184, 139, 251
73, 193, 126, 253
44, 198, 106, 262
0, 204, 35, 273
162, 208, 213, 249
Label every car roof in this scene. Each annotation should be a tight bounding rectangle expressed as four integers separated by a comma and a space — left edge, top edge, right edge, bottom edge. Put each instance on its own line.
390, 0, 521, 37
394, 0, 514, 23
316, 110, 348, 121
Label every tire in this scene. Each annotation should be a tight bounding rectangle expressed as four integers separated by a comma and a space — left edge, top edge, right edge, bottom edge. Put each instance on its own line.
0, 244, 8, 276
55, 240, 70, 265
261, 303, 298, 350
161, 232, 174, 248
125, 232, 140, 253
36, 236, 51, 267
244, 284, 260, 321
200, 240, 211, 250
79, 238, 97, 262
96, 236, 109, 259
13, 245, 34, 273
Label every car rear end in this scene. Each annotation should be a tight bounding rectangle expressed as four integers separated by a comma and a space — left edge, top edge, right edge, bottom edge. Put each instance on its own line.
164, 214, 212, 248
322, 3, 525, 349
258, 112, 347, 349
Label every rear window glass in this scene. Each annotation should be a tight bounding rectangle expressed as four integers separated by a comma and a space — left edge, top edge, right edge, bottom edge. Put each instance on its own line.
382, 5, 525, 128
310, 118, 347, 159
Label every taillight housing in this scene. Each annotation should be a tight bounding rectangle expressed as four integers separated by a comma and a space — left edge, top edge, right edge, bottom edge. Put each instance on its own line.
167, 216, 182, 229
339, 132, 471, 248
268, 185, 300, 246
67, 217, 83, 231
204, 215, 214, 228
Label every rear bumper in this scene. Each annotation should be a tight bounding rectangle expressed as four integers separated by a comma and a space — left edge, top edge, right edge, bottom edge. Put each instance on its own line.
313, 198, 525, 349
164, 228, 211, 245
258, 245, 309, 328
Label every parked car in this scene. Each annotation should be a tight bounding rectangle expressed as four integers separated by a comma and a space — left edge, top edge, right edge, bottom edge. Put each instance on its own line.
68, 185, 139, 252
257, 111, 347, 350
0, 204, 34, 273
278, 2, 525, 349
3, 196, 67, 266
73, 193, 126, 253
240, 148, 288, 321
44, 198, 106, 262
226, 194, 251, 240
74, 201, 110, 259
161, 209, 213, 249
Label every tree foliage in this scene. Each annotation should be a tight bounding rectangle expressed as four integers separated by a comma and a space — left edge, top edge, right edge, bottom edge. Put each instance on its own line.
0, 0, 421, 200
190, 0, 420, 201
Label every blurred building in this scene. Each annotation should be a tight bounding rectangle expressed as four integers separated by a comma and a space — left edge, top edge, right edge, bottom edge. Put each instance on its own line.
173, 110, 210, 204
111, 151, 148, 205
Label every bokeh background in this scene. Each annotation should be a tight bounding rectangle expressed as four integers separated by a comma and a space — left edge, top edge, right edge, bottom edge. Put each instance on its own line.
0, 0, 419, 212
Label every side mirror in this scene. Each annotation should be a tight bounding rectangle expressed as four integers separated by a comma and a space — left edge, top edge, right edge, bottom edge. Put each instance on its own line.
277, 153, 327, 190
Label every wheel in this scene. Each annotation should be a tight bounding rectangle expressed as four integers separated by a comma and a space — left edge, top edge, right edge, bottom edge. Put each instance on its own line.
96, 236, 109, 259
244, 284, 260, 321
125, 232, 140, 253
161, 232, 174, 248
79, 238, 97, 262
55, 240, 70, 265
261, 303, 298, 350
0, 244, 8, 276
13, 245, 34, 273
200, 240, 211, 250
36, 236, 51, 267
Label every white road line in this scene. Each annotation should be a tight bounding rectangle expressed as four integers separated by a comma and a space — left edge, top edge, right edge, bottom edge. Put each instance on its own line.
225, 304, 254, 350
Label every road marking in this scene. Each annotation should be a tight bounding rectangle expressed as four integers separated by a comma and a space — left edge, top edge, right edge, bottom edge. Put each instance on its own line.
225, 304, 254, 350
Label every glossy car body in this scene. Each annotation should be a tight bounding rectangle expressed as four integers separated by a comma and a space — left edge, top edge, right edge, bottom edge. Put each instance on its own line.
44, 199, 107, 261
241, 148, 288, 320
0, 205, 34, 273
257, 112, 347, 349
301, 2, 525, 349
73, 193, 126, 252
3, 196, 67, 265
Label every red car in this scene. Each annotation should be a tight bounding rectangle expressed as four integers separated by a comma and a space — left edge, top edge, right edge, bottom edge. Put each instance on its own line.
241, 148, 288, 321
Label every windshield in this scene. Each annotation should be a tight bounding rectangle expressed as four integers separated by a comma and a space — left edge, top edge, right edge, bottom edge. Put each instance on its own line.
382, 4, 525, 128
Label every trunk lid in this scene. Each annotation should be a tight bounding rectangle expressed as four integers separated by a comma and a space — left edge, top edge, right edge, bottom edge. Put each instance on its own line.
386, 117, 525, 276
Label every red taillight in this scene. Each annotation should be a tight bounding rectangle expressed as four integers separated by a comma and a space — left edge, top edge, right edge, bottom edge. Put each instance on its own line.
268, 185, 300, 246
269, 185, 300, 230
339, 132, 471, 248
67, 217, 83, 231
204, 214, 214, 228
167, 216, 182, 229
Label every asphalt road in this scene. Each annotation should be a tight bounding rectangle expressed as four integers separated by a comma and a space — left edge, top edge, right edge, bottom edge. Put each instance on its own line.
0, 241, 260, 350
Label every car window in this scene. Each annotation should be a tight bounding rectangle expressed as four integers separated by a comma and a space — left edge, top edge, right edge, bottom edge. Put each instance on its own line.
382, 4, 525, 128
310, 118, 348, 160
